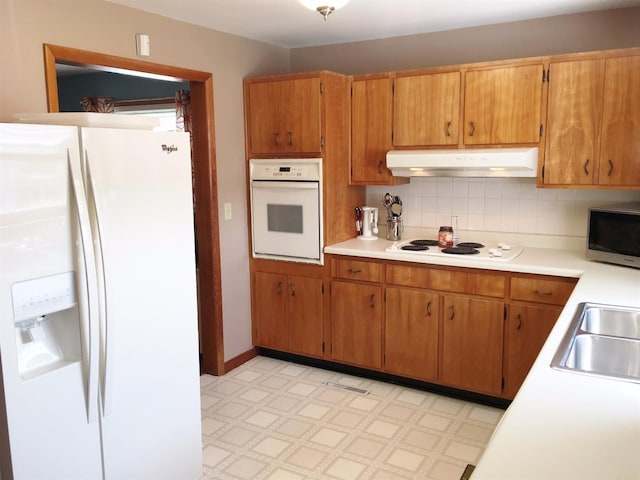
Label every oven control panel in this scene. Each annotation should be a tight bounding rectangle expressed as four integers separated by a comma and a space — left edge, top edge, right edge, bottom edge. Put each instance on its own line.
249, 158, 322, 181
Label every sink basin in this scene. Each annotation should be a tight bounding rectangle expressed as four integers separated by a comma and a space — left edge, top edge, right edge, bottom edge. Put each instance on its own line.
563, 334, 640, 381
580, 304, 640, 340
551, 302, 640, 383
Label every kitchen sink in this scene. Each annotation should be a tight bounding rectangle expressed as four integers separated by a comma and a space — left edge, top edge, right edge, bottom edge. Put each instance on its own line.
551, 303, 640, 383
580, 304, 640, 339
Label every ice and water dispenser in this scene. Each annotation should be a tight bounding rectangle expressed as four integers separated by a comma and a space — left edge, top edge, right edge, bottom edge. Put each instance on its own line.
11, 271, 81, 379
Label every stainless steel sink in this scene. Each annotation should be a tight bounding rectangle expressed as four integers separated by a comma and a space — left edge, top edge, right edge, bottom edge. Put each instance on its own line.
551, 303, 640, 383
580, 304, 640, 339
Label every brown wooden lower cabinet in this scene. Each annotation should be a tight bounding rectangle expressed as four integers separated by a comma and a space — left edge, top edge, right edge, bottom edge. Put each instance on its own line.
251, 256, 577, 401
385, 287, 439, 382
331, 280, 383, 369
440, 295, 505, 396
253, 271, 323, 357
503, 304, 561, 398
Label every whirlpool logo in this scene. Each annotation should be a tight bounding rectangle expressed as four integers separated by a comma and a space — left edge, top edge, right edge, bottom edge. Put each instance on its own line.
162, 144, 178, 154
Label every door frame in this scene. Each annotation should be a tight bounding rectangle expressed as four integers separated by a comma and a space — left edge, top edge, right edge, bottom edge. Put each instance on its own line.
43, 44, 225, 375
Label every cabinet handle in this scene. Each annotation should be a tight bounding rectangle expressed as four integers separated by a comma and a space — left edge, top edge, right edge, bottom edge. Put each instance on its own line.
288, 131, 293, 145
608, 159, 614, 176
583, 158, 590, 175
446, 121, 452, 137
274, 132, 280, 145
378, 160, 383, 174
468, 121, 475, 137
370, 294, 375, 308
449, 304, 455, 320
426, 301, 432, 317
534, 289, 553, 297
290, 282, 296, 297
276, 281, 282, 295
347, 268, 362, 274
516, 313, 522, 330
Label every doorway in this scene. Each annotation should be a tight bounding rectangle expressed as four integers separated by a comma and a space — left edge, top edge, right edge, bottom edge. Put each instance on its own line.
43, 44, 225, 375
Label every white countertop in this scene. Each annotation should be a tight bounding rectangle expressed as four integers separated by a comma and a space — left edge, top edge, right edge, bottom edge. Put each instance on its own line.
324, 233, 640, 479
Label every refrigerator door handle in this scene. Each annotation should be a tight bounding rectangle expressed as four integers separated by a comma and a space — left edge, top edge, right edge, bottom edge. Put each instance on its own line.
86, 157, 114, 417
67, 151, 100, 424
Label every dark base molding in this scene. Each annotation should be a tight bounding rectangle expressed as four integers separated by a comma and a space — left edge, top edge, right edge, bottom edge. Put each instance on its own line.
259, 348, 511, 410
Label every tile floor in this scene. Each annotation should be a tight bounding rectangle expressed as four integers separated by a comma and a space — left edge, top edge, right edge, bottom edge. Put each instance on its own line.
200, 356, 504, 480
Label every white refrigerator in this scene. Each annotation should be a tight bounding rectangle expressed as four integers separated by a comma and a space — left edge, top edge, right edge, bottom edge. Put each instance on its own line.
0, 114, 202, 479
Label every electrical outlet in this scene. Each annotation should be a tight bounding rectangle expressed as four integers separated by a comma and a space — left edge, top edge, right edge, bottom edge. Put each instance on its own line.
224, 203, 232, 220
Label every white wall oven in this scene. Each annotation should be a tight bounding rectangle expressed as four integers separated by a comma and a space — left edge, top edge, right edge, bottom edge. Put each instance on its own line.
249, 158, 323, 265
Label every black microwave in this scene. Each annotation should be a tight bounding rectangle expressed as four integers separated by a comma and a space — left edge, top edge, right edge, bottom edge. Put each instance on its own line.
587, 202, 640, 269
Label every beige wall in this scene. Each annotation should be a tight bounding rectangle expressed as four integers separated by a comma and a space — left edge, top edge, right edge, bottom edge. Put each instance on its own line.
291, 7, 640, 74
0, 0, 290, 362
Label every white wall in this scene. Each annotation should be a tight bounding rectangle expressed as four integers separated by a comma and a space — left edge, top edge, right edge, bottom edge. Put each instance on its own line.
367, 178, 640, 238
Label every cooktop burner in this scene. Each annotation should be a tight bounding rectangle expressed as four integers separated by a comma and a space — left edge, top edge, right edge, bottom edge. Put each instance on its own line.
401, 244, 430, 251
456, 242, 485, 249
410, 239, 439, 247
441, 247, 480, 255
385, 239, 524, 262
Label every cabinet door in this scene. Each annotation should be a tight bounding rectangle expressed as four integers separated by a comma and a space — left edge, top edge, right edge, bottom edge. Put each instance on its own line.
393, 72, 460, 146
253, 271, 288, 350
247, 78, 322, 154
440, 295, 504, 396
331, 281, 382, 369
544, 59, 605, 185
385, 287, 439, 381
247, 81, 283, 154
464, 64, 542, 145
503, 304, 560, 398
288, 275, 324, 358
351, 77, 393, 183
599, 55, 640, 186
279, 77, 322, 154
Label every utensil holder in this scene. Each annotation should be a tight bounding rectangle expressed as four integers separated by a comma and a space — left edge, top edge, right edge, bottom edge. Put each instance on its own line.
386, 217, 403, 241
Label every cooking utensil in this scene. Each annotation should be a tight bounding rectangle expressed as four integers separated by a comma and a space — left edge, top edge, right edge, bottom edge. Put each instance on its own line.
383, 193, 394, 218
390, 196, 403, 217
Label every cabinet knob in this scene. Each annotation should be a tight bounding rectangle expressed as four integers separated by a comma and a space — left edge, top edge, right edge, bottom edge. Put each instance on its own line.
516, 313, 522, 330
446, 121, 452, 137
290, 282, 296, 296
288, 131, 293, 145
347, 268, 363, 274
425, 301, 432, 317
583, 158, 590, 175
273, 132, 280, 145
468, 121, 475, 137
370, 294, 375, 308
608, 159, 614, 176
276, 281, 282, 295
449, 304, 455, 320
378, 160, 383, 174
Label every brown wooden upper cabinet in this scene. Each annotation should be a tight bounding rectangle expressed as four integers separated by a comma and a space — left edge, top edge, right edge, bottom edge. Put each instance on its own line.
393, 71, 461, 147
463, 64, 543, 145
543, 54, 640, 187
351, 75, 395, 184
392, 64, 543, 148
246, 77, 322, 154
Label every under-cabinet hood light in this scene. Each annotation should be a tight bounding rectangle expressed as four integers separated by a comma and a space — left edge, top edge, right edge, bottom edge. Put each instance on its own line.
386, 148, 539, 178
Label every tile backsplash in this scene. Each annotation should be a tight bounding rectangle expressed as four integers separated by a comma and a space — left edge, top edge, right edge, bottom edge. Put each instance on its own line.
367, 178, 640, 237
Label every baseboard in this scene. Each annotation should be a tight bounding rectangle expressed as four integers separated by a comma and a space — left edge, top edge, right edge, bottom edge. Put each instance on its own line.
223, 347, 258, 374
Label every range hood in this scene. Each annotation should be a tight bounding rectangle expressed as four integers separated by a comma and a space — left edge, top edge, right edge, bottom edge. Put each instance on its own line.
386, 147, 539, 178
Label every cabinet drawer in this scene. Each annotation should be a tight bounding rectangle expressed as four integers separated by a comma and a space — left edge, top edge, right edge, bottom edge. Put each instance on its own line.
510, 276, 577, 305
386, 265, 505, 297
331, 258, 382, 283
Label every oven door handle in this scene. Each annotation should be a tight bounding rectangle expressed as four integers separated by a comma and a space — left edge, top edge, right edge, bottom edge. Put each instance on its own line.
252, 181, 319, 190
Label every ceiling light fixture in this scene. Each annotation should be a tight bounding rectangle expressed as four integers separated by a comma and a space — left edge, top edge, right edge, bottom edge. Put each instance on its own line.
300, 0, 350, 21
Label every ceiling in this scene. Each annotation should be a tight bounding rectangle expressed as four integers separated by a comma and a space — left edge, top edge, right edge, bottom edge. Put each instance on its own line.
104, 0, 640, 48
